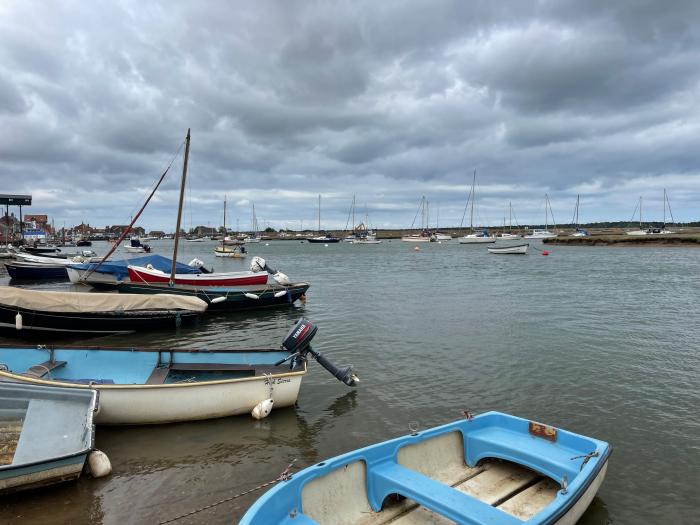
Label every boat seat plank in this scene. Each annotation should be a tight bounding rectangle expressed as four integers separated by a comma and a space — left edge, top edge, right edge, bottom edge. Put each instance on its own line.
24, 360, 67, 378
497, 477, 559, 521
369, 462, 521, 525
145, 366, 170, 385
455, 461, 540, 505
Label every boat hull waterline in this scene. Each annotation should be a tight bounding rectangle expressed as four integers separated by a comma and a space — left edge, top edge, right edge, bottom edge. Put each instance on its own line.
488, 243, 529, 254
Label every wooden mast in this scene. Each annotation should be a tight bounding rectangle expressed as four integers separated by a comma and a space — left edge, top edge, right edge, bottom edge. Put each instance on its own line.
170, 128, 190, 285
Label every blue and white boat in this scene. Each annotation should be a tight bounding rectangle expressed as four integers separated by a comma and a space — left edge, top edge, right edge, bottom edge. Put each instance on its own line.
67, 254, 203, 286
0, 318, 357, 425
240, 411, 611, 525
0, 382, 97, 493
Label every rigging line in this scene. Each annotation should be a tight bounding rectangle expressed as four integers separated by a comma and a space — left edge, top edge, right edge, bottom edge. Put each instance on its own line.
666, 192, 675, 223
629, 200, 639, 224
409, 197, 422, 229
459, 185, 473, 229
81, 139, 185, 281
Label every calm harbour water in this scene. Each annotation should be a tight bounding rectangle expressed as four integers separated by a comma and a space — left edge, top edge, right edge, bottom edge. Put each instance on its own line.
1, 239, 698, 525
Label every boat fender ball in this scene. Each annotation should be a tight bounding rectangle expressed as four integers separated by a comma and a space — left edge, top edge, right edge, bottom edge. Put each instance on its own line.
542, 250, 549, 256
15, 312, 22, 330
251, 398, 274, 420
88, 450, 112, 478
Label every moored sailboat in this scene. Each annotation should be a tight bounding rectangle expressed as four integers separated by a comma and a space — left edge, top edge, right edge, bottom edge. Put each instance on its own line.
401, 196, 433, 242
458, 170, 496, 244
307, 195, 340, 243
525, 194, 558, 239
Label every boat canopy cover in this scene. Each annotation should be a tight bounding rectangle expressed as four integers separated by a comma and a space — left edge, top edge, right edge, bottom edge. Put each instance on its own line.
0, 286, 208, 313
68, 254, 198, 280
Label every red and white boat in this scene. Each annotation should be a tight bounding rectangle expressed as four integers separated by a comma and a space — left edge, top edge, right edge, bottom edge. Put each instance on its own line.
127, 265, 268, 286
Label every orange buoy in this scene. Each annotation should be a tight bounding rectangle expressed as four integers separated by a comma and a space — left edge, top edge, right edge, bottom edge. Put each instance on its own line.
542, 250, 549, 256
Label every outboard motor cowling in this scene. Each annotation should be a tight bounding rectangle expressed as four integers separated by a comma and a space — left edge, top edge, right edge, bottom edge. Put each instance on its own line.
282, 318, 317, 354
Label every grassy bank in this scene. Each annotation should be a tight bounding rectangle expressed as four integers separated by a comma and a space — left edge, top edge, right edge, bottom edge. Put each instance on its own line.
543, 233, 700, 246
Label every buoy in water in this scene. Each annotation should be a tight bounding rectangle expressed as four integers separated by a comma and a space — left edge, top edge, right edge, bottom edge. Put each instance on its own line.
542, 250, 549, 256
265, 243, 270, 246
15, 312, 22, 330
324, 244, 329, 247
251, 398, 274, 420
414, 246, 421, 251
87, 450, 112, 478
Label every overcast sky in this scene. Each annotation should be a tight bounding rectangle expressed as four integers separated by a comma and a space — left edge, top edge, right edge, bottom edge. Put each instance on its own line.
1, 0, 699, 231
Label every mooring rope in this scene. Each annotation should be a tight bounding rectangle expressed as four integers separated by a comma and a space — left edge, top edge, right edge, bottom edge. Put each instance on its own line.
156, 460, 297, 524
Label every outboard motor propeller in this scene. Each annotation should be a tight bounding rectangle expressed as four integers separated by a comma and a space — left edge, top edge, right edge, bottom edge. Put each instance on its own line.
279, 318, 359, 387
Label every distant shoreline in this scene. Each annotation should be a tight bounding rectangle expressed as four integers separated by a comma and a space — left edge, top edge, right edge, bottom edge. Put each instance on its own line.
543, 234, 700, 246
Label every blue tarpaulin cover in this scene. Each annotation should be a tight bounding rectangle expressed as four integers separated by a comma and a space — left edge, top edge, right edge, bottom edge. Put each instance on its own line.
69, 254, 199, 281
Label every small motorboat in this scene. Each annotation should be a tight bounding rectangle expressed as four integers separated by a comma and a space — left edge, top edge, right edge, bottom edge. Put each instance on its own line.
0, 318, 358, 425
116, 281, 310, 310
124, 237, 151, 253
240, 411, 611, 525
5, 261, 69, 280
75, 238, 92, 247
488, 243, 529, 254
0, 286, 207, 337
23, 245, 60, 255
0, 382, 98, 493
307, 235, 340, 244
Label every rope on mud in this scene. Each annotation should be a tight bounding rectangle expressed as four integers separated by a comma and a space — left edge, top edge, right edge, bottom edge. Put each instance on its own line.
156, 460, 296, 524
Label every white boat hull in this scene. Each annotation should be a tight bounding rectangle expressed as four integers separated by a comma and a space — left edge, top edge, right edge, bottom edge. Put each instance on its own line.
459, 236, 496, 244
401, 236, 431, 243
488, 243, 529, 254
2, 369, 305, 425
124, 246, 146, 253
433, 234, 452, 241
66, 267, 119, 285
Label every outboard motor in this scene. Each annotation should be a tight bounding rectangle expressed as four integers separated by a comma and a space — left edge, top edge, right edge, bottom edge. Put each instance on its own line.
279, 318, 359, 387
251, 256, 290, 285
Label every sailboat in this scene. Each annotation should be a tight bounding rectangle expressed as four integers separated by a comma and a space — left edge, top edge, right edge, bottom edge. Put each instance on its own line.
344, 196, 381, 244
432, 205, 452, 241
307, 195, 340, 243
459, 170, 495, 244
128, 130, 267, 286
244, 203, 261, 243
497, 202, 521, 239
626, 190, 676, 235
214, 196, 246, 257
524, 194, 558, 239
571, 195, 589, 237
401, 196, 433, 242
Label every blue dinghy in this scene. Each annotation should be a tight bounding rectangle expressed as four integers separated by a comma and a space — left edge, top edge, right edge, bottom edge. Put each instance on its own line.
67, 254, 202, 286
240, 411, 611, 525
0, 382, 97, 493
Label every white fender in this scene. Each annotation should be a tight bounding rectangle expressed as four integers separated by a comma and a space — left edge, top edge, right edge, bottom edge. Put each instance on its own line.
244, 293, 260, 300
274, 290, 287, 298
15, 312, 22, 330
251, 399, 274, 420
87, 450, 112, 478
210, 296, 227, 304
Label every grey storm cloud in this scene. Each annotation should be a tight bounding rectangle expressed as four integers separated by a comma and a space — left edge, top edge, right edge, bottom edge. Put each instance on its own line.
0, 0, 699, 230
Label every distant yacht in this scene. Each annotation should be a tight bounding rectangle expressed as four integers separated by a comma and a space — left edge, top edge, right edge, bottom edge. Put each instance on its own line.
307, 194, 340, 243
496, 202, 521, 239
524, 194, 557, 239
402, 196, 433, 242
626, 190, 675, 236
458, 170, 495, 244
571, 195, 589, 237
